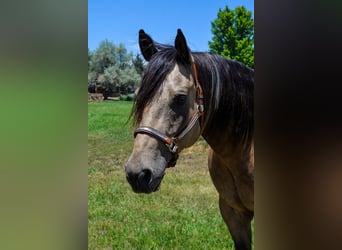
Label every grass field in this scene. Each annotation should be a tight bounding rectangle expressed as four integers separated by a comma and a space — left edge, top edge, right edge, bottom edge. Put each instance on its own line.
88, 101, 253, 249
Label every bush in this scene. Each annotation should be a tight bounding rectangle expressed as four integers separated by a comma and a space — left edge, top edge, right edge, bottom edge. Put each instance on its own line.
120, 94, 136, 101
119, 95, 127, 101
126, 93, 136, 101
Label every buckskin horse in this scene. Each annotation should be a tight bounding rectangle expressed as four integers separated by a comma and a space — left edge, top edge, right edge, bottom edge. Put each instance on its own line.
125, 29, 254, 250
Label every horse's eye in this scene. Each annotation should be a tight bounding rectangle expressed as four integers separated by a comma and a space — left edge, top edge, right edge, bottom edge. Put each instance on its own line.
173, 94, 187, 106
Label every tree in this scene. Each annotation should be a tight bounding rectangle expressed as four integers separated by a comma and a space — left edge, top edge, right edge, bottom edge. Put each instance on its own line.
208, 6, 254, 68
88, 40, 141, 98
132, 54, 145, 76
89, 39, 117, 74
120, 66, 141, 90
97, 64, 140, 94
116, 43, 132, 69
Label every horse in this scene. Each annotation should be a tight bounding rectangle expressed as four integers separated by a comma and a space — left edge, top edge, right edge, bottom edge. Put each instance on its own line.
125, 29, 254, 250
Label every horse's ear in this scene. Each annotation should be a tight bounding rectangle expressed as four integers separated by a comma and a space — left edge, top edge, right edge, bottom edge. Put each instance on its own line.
175, 29, 191, 64
139, 29, 157, 61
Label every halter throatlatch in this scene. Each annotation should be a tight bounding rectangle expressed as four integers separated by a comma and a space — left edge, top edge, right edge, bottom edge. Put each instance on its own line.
134, 62, 204, 168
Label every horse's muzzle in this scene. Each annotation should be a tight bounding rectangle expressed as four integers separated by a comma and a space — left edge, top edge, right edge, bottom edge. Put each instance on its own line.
125, 167, 163, 193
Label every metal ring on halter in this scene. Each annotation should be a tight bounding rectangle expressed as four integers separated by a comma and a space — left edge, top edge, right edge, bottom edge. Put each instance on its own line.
169, 139, 179, 154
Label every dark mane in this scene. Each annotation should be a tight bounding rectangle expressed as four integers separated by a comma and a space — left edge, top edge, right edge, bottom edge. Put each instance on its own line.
132, 46, 253, 145
192, 53, 254, 145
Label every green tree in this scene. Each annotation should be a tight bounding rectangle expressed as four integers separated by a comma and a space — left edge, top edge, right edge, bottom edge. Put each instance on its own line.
116, 43, 132, 69
120, 66, 140, 90
98, 65, 119, 89
89, 39, 117, 74
132, 54, 145, 76
97, 64, 140, 93
209, 6, 254, 68
88, 40, 141, 97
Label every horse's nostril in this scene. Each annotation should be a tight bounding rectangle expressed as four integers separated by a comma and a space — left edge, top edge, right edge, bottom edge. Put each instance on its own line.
138, 169, 153, 186
125, 166, 155, 193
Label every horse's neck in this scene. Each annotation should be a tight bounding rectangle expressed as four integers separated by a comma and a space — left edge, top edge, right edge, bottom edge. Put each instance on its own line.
202, 116, 253, 170
201, 111, 236, 156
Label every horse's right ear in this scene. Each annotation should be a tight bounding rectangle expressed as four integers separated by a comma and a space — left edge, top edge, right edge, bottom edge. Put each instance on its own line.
175, 29, 191, 65
139, 29, 157, 61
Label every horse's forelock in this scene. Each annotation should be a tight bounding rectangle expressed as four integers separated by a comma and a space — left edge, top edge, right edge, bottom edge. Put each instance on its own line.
132, 47, 178, 126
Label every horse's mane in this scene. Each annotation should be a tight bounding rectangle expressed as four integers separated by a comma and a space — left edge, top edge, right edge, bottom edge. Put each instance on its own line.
192, 52, 254, 145
131, 45, 254, 145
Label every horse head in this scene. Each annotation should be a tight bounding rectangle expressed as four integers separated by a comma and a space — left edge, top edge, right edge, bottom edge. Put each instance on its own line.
125, 29, 203, 193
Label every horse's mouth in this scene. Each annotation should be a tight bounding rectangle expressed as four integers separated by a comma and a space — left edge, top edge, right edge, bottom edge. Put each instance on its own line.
148, 178, 163, 193
126, 171, 164, 194
133, 178, 163, 194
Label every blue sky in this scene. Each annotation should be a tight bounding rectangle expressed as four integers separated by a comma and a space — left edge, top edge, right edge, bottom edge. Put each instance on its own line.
88, 0, 254, 54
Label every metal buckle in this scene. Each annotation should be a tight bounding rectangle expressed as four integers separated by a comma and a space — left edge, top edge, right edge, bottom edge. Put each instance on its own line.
169, 139, 178, 154
197, 104, 204, 113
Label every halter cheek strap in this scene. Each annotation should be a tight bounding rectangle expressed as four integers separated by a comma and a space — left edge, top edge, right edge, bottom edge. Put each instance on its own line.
134, 62, 204, 168
193, 63, 204, 116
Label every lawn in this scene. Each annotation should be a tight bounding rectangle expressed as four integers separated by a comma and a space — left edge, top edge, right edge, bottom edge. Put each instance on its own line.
88, 101, 252, 249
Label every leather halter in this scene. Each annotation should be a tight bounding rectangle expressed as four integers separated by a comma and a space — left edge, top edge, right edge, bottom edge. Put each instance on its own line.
134, 62, 204, 168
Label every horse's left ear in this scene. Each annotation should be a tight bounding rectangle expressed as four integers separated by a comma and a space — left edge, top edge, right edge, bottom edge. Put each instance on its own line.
175, 29, 191, 64
139, 29, 158, 61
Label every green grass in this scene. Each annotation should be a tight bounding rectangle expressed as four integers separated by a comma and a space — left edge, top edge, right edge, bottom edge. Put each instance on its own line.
88, 101, 253, 249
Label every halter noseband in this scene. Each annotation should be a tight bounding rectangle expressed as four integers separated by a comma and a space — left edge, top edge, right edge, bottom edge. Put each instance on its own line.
134, 62, 204, 168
